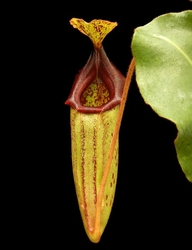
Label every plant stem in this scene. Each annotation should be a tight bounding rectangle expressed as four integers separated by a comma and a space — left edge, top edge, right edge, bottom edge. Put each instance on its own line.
94, 57, 135, 236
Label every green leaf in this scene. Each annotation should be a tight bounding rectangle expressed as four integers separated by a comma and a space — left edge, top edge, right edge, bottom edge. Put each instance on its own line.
131, 11, 192, 182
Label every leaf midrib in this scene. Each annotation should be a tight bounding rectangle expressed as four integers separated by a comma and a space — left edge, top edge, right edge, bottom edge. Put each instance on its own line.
153, 34, 192, 66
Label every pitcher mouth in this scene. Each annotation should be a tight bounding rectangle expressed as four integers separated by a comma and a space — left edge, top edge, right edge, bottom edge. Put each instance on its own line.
65, 46, 125, 113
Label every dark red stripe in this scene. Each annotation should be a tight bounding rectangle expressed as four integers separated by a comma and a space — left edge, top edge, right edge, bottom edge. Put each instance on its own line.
80, 120, 88, 220
93, 125, 97, 204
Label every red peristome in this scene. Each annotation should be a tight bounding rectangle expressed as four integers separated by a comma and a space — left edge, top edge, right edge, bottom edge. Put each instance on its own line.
65, 46, 125, 113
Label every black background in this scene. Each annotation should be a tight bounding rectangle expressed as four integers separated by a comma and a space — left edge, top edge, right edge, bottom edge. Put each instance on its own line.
19, 0, 192, 248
